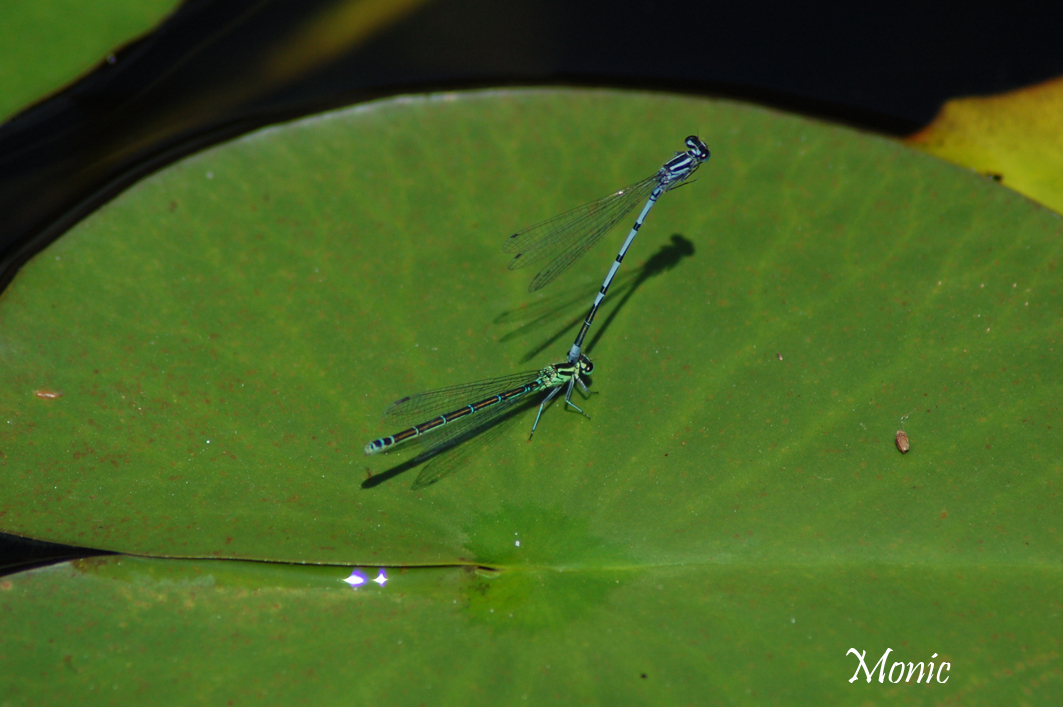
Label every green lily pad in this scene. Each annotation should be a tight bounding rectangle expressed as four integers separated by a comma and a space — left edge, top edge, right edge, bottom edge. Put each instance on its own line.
0, 89, 1060, 703
0, 0, 176, 122
1, 556, 1056, 704
2, 89, 1059, 566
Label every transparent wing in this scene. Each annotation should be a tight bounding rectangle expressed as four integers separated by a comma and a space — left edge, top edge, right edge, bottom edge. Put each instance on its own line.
494, 277, 604, 326
410, 398, 529, 490
379, 368, 544, 426
406, 385, 531, 457
503, 176, 659, 291
383, 378, 577, 489
525, 219, 632, 293
503, 176, 657, 259
495, 269, 640, 341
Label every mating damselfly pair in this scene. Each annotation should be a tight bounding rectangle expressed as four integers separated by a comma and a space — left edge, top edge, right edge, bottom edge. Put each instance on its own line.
364, 135, 710, 486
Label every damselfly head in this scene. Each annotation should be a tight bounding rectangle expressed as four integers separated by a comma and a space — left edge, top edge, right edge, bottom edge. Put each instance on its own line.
577, 354, 594, 374
686, 135, 710, 161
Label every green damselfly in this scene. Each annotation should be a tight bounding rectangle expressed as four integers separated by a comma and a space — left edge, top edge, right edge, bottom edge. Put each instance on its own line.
364, 354, 594, 485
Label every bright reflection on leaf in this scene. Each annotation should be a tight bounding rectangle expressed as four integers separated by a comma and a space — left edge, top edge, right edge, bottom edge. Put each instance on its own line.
342, 570, 366, 589
342, 568, 388, 590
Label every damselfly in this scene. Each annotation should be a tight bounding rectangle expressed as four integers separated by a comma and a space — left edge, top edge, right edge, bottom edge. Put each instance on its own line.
503, 136, 710, 362
364, 354, 594, 485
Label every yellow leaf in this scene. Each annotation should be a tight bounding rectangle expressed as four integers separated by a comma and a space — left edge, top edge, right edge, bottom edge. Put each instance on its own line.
906, 76, 1063, 213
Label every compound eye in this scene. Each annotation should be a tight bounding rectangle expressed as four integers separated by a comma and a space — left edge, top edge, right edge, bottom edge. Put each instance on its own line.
686, 136, 710, 159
